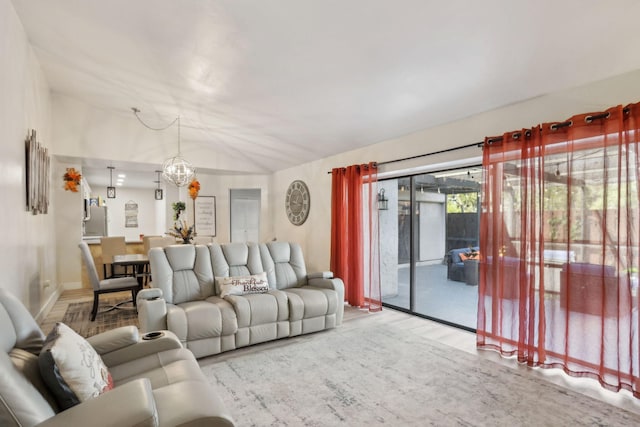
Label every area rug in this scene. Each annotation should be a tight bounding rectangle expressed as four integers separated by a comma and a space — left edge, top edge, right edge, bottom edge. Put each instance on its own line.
61, 299, 138, 337
199, 318, 640, 426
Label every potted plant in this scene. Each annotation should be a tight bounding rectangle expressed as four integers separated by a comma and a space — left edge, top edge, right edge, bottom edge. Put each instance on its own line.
167, 220, 196, 244
172, 201, 186, 221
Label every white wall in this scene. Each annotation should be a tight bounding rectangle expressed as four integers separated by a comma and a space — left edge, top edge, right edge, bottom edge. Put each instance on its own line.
272, 69, 640, 273
54, 158, 83, 290
101, 187, 165, 241
180, 174, 273, 244
1, 0, 59, 317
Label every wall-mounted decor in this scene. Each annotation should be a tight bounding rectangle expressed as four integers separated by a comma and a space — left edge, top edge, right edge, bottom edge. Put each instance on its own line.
62, 168, 81, 193
188, 178, 200, 200
285, 180, 310, 225
124, 200, 138, 228
194, 196, 216, 236
25, 129, 50, 215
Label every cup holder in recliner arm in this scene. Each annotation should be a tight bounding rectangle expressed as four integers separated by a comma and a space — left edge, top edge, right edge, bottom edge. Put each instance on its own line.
142, 331, 165, 340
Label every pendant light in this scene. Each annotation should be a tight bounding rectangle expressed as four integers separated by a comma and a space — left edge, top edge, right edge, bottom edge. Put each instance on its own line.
107, 166, 116, 198
132, 107, 196, 187
154, 170, 163, 200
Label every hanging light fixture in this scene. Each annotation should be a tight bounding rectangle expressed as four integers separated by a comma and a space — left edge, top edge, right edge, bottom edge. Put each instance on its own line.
107, 166, 116, 198
132, 108, 196, 187
154, 170, 163, 200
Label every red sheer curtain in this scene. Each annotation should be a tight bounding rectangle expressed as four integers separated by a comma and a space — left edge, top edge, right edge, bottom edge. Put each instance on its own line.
477, 102, 640, 396
331, 162, 382, 311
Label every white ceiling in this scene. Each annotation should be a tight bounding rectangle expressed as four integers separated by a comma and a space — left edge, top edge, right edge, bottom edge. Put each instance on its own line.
12, 0, 640, 188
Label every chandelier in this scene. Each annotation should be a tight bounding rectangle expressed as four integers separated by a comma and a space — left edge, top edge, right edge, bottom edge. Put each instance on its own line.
132, 108, 196, 187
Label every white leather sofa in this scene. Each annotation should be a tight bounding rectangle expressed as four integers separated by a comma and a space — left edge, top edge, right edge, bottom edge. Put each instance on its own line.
137, 242, 344, 359
0, 288, 234, 427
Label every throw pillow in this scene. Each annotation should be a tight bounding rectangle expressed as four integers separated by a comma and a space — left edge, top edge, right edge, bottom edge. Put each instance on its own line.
216, 272, 270, 298
38, 322, 114, 410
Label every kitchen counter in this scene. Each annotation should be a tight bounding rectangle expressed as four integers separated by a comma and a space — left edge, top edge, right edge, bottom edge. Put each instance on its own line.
82, 236, 145, 245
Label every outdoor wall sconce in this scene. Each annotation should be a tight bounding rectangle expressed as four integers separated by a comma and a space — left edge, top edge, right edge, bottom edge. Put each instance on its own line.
377, 188, 388, 210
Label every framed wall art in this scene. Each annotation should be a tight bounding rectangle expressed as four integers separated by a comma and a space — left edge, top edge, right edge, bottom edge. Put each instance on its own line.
124, 200, 139, 228
194, 196, 216, 237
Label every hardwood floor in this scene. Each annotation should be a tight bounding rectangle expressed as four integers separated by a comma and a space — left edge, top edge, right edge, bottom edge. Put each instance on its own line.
42, 289, 640, 416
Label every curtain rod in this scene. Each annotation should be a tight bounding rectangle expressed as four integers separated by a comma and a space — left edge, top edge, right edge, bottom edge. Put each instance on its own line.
327, 141, 483, 174
327, 105, 629, 174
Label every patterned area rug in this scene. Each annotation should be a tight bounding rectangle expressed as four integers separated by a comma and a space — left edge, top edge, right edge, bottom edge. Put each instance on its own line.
61, 299, 139, 337
199, 317, 640, 426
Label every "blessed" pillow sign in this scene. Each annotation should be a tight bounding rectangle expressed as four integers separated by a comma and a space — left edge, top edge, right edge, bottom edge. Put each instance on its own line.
216, 272, 270, 298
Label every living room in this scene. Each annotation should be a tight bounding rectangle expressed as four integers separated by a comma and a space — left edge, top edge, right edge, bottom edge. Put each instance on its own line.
5, 0, 640, 425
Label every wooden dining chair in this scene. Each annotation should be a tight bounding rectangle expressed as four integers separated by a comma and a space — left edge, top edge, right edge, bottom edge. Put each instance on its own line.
79, 242, 140, 321
141, 236, 175, 286
100, 236, 130, 279
147, 236, 177, 250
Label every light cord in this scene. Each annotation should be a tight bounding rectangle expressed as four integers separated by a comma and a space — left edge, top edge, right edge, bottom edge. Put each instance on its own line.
132, 107, 182, 155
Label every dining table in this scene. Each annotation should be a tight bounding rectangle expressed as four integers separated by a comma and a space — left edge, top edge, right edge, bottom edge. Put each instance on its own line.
112, 253, 150, 288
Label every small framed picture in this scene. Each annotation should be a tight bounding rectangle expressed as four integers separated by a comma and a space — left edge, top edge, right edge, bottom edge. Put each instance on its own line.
107, 186, 116, 198
155, 189, 163, 200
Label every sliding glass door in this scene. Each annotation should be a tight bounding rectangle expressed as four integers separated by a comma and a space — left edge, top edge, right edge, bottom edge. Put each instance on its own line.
380, 168, 481, 330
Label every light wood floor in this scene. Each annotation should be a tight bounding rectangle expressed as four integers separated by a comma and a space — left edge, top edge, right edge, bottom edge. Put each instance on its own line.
43, 289, 640, 416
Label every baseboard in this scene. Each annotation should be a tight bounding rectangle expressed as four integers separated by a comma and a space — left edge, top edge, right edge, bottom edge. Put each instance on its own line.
64, 281, 83, 290
35, 286, 62, 323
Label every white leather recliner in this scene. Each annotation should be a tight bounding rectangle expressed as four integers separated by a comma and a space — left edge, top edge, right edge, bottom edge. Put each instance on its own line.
0, 288, 234, 427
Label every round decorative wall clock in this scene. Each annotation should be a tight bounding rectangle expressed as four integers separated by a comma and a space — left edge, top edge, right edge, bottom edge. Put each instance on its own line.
285, 180, 310, 225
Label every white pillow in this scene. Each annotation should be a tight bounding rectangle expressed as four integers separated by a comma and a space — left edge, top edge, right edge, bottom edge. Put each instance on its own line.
38, 322, 114, 410
216, 272, 270, 298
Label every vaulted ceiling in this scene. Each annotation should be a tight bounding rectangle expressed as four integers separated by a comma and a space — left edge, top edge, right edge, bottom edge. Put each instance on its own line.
12, 0, 640, 187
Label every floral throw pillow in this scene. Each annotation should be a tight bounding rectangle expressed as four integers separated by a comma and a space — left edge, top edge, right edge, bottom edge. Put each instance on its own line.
38, 322, 114, 410
216, 272, 270, 298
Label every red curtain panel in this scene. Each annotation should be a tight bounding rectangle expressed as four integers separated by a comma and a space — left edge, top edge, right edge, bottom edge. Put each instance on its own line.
477, 102, 640, 397
331, 162, 381, 311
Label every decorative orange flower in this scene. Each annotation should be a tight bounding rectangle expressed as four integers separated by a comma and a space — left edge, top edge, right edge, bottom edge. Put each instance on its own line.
188, 179, 200, 200
63, 168, 82, 192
